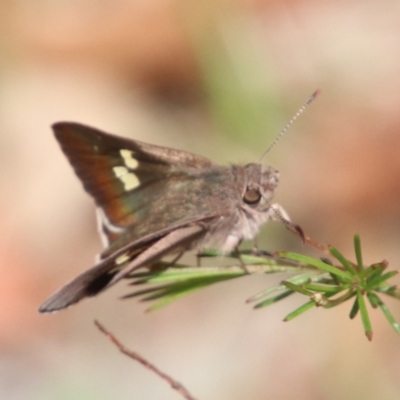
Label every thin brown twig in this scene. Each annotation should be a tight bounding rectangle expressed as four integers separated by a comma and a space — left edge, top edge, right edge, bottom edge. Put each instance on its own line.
94, 320, 198, 400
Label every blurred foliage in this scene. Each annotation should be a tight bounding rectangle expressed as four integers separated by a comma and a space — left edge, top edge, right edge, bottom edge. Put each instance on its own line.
192, 19, 284, 147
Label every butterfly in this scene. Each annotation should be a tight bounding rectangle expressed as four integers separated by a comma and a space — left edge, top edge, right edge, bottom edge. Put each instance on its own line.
37, 121, 292, 313
39, 89, 321, 313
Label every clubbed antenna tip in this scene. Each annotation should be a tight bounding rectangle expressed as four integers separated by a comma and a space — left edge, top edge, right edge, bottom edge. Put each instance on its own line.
307, 89, 321, 104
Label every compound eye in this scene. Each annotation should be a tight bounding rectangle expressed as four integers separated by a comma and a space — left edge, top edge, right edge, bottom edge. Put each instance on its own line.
243, 188, 262, 205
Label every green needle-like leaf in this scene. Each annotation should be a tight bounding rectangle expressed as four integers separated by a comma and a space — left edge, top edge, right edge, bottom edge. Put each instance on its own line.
283, 281, 314, 296
277, 252, 350, 280
125, 267, 249, 310
254, 290, 294, 309
122, 284, 172, 299
324, 289, 356, 309
349, 297, 359, 319
361, 266, 384, 283
140, 275, 240, 311
376, 286, 400, 300
146, 285, 210, 312
246, 284, 287, 303
302, 283, 345, 294
198, 249, 290, 266
367, 293, 400, 335
354, 234, 363, 271
367, 271, 398, 289
284, 301, 316, 321
357, 290, 373, 341
247, 272, 321, 304
329, 246, 358, 276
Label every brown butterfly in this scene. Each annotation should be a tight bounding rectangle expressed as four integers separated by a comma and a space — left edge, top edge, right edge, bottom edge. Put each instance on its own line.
39, 93, 316, 312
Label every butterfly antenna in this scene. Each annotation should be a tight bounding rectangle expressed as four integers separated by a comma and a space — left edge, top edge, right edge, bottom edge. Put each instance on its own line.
259, 89, 320, 164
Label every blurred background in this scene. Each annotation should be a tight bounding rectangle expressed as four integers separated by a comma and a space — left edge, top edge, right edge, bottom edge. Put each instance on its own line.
2, 0, 400, 399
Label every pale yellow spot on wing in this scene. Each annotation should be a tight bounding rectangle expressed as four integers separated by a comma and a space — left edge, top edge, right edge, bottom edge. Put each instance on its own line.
120, 172, 140, 191
120, 149, 139, 169
112, 166, 140, 191
116, 253, 130, 265
113, 166, 128, 177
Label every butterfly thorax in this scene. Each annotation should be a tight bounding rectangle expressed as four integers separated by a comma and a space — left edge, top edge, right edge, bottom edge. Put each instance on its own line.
198, 163, 280, 252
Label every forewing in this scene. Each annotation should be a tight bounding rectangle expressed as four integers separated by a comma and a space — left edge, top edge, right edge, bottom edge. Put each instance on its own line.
53, 122, 216, 246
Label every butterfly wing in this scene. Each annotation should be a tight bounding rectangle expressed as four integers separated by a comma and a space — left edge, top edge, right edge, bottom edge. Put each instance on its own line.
40, 123, 241, 312
53, 122, 220, 253
39, 224, 209, 312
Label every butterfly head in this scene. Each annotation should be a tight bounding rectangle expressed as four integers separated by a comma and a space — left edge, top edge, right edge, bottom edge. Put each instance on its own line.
242, 163, 279, 208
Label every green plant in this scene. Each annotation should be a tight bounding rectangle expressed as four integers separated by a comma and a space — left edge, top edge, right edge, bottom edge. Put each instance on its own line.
124, 234, 399, 341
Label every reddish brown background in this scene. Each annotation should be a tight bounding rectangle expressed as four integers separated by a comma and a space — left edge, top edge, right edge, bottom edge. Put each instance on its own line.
1, 1, 400, 399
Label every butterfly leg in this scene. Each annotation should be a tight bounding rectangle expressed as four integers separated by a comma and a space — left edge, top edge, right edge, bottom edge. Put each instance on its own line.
252, 237, 259, 254
269, 203, 305, 242
245, 238, 273, 257
268, 203, 291, 222
196, 252, 202, 267
233, 242, 251, 274
167, 250, 185, 268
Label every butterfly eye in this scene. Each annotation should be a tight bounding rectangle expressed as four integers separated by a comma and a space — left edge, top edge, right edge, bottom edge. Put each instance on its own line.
243, 188, 262, 205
